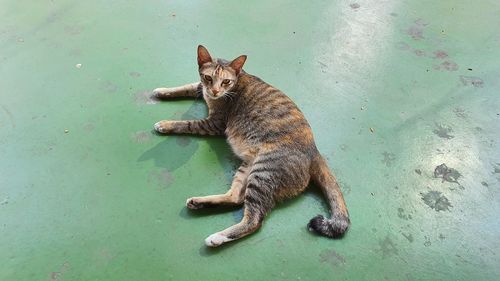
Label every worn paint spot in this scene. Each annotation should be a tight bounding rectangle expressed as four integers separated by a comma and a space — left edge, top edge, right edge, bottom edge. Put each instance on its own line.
396, 42, 411, 50
0, 105, 15, 128
381, 151, 396, 167
434, 61, 459, 71
319, 249, 346, 268
50, 262, 69, 281
424, 236, 432, 247
401, 232, 414, 243
459, 75, 484, 88
100, 80, 118, 93
176, 136, 191, 147
433, 50, 448, 59
494, 164, 500, 174
340, 182, 352, 195
134, 90, 159, 105
83, 123, 95, 132
131, 131, 152, 144
413, 49, 426, 56
433, 123, 454, 139
64, 24, 84, 35
406, 19, 428, 40
453, 107, 467, 118
434, 163, 461, 183
377, 236, 398, 258
68, 48, 82, 57
421, 190, 452, 211
148, 169, 174, 189
414, 169, 422, 175
349, 3, 360, 9
129, 71, 141, 77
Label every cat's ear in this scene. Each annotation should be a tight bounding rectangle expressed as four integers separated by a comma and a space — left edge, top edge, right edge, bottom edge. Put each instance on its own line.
197, 45, 213, 67
229, 55, 247, 75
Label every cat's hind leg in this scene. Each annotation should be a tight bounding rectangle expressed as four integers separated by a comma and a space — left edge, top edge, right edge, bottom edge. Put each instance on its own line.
186, 163, 250, 209
153, 82, 201, 99
204, 179, 274, 247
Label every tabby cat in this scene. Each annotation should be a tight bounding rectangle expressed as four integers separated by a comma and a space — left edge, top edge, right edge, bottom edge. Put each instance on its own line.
153, 45, 350, 247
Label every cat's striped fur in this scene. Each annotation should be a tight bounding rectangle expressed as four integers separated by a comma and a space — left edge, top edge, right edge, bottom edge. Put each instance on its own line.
153, 45, 350, 247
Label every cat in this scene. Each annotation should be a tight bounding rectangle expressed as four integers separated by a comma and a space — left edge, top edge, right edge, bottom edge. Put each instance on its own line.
152, 45, 350, 247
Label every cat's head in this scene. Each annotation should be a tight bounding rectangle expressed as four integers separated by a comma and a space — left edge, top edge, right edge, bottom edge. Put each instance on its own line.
197, 45, 247, 100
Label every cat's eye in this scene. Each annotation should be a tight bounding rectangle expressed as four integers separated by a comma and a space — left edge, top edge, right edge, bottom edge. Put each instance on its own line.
222, 79, 231, 85
204, 75, 212, 82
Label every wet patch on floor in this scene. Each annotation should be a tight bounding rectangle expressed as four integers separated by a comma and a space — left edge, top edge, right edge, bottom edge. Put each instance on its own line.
319, 249, 346, 268
421, 190, 452, 211
134, 90, 160, 105
434, 163, 461, 184
460, 75, 484, 88
433, 123, 454, 139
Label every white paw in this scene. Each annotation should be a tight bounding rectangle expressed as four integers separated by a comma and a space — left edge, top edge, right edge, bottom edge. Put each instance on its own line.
153, 88, 171, 97
205, 232, 231, 247
154, 121, 164, 133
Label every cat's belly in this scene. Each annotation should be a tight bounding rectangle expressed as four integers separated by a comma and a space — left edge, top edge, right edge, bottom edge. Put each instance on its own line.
226, 133, 257, 163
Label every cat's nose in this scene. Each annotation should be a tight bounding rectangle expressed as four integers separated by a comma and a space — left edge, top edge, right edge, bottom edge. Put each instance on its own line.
212, 89, 220, 95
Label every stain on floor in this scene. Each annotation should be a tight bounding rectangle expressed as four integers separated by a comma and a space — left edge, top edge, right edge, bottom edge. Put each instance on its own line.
421, 190, 452, 211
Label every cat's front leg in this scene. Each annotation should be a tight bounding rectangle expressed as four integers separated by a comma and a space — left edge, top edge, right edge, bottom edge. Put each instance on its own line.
153, 82, 201, 99
154, 119, 224, 136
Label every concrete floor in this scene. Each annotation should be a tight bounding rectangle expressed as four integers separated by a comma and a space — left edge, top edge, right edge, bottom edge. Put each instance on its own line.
1, 1, 499, 280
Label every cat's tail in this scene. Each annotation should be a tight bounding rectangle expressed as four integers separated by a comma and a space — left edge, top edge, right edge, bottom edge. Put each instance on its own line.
308, 155, 350, 238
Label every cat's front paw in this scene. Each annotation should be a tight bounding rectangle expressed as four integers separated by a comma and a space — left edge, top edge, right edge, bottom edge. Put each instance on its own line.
153, 88, 172, 98
186, 197, 204, 210
154, 120, 175, 134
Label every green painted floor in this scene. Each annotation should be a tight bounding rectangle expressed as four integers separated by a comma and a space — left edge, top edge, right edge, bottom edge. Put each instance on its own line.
1, 1, 500, 280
